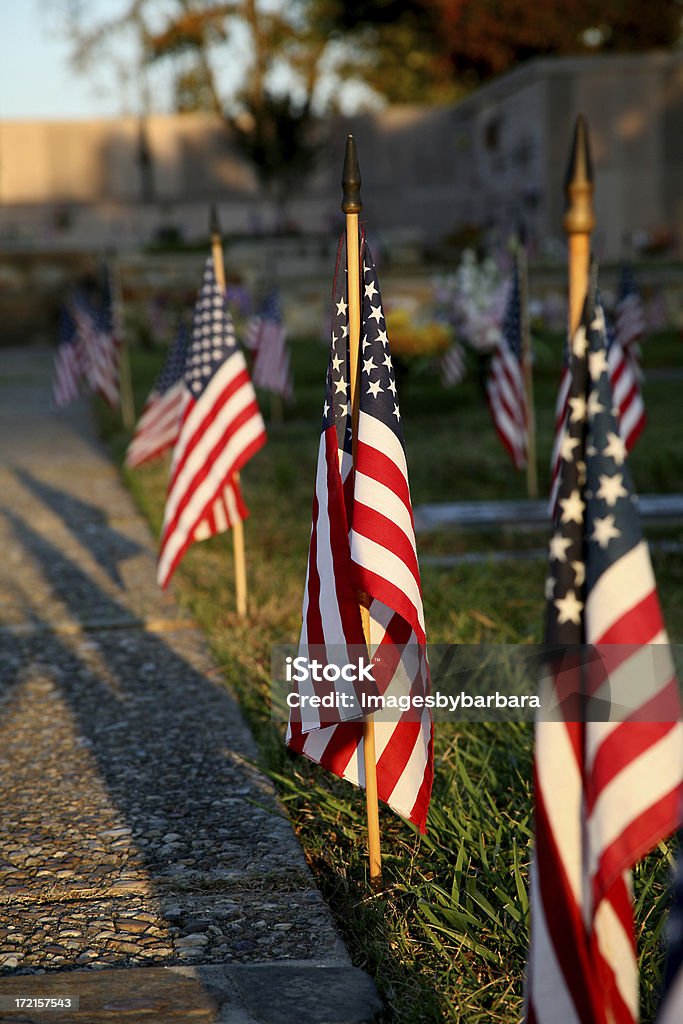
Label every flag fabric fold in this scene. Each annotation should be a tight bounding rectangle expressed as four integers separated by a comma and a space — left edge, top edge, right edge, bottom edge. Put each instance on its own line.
526, 287, 683, 1023
286, 236, 433, 833
125, 323, 188, 468
157, 257, 266, 588
485, 261, 527, 469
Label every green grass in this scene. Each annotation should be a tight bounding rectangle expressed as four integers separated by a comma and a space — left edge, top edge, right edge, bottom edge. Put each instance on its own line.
98, 327, 683, 1023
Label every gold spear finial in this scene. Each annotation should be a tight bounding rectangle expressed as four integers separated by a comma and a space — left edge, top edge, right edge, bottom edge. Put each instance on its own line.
563, 114, 595, 236
341, 134, 362, 215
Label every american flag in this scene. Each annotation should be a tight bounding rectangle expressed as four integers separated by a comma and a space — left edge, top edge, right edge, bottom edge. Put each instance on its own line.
485, 262, 527, 469
657, 843, 683, 1023
286, 237, 433, 832
125, 323, 188, 468
526, 291, 683, 1023
157, 258, 266, 589
71, 276, 120, 408
439, 341, 466, 388
615, 264, 647, 352
248, 288, 293, 399
52, 303, 82, 408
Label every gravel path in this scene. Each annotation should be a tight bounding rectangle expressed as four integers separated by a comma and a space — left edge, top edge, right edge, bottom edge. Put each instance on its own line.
0, 347, 380, 1023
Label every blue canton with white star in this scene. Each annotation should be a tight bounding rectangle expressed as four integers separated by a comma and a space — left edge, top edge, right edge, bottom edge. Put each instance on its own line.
583, 296, 641, 592
259, 287, 283, 324
185, 258, 239, 400
502, 264, 522, 360
545, 287, 642, 643
154, 322, 188, 395
323, 240, 404, 454
358, 245, 404, 446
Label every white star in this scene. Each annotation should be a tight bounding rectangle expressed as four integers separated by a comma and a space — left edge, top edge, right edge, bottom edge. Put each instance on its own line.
335, 378, 349, 395
377, 328, 389, 346
554, 590, 584, 625
549, 533, 572, 562
560, 434, 580, 461
362, 335, 370, 351
382, 352, 393, 369
603, 431, 627, 465
589, 349, 609, 380
592, 514, 621, 548
369, 305, 383, 323
367, 380, 383, 398
323, 401, 329, 417
571, 561, 585, 587
559, 489, 585, 524
587, 391, 604, 419
341, 324, 349, 338
331, 331, 338, 346
336, 298, 348, 316
572, 327, 588, 358
363, 357, 377, 374
338, 401, 350, 417
331, 354, 343, 372
388, 379, 397, 395
596, 473, 628, 506
393, 404, 401, 421
591, 306, 606, 332
364, 280, 378, 300
568, 396, 586, 423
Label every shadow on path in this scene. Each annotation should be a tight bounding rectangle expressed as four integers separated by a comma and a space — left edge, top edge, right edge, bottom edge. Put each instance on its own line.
12, 468, 145, 589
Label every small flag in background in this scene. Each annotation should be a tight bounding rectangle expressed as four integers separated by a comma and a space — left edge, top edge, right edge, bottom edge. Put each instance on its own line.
157, 258, 266, 589
657, 842, 683, 1024
526, 288, 682, 1024
248, 288, 293, 399
71, 279, 120, 409
286, 237, 433, 833
485, 261, 527, 469
615, 264, 647, 353
606, 316, 646, 453
439, 341, 466, 388
125, 323, 189, 468
52, 304, 82, 408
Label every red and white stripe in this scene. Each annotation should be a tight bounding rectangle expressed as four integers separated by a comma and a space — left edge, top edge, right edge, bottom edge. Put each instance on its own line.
125, 381, 185, 468
73, 306, 120, 408
528, 544, 683, 1024
287, 417, 433, 827
608, 338, 646, 452
52, 342, 81, 408
486, 344, 528, 470
157, 350, 266, 588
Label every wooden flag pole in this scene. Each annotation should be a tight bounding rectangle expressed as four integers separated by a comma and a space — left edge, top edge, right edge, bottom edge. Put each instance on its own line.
342, 135, 382, 883
518, 243, 538, 499
563, 115, 595, 338
210, 205, 249, 619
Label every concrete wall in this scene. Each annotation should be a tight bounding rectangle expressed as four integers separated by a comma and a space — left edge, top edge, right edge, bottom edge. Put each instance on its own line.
0, 52, 682, 259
